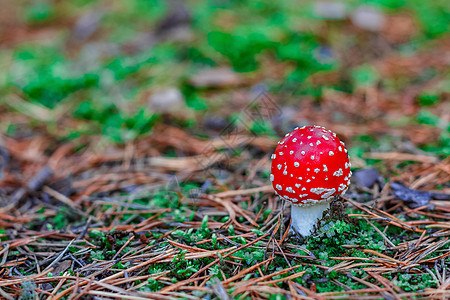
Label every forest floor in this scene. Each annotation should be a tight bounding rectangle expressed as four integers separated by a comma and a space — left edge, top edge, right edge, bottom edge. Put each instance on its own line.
0, 0, 449, 299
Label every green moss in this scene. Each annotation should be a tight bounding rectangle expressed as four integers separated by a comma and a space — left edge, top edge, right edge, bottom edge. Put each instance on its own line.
393, 273, 438, 291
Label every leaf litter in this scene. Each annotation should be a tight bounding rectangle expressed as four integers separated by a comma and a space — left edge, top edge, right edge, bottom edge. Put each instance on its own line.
0, 1, 449, 298
0, 123, 448, 299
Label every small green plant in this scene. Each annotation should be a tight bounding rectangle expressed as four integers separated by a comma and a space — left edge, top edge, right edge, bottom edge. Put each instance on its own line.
393, 273, 437, 291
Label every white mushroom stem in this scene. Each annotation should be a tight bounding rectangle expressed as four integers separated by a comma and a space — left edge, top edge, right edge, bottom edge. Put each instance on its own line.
290, 201, 330, 237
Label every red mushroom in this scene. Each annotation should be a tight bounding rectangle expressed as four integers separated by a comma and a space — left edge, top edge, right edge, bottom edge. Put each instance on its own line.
270, 125, 351, 236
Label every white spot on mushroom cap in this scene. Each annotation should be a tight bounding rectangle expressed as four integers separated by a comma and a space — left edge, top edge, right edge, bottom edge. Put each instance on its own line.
323, 164, 328, 172
338, 146, 342, 152
290, 150, 294, 155
316, 141, 321, 145
286, 187, 295, 193
309, 143, 314, 146
271, 154, 276, 159
310, 187, 336, 199
283, 170, 288, 175
307, 168, 310, 171
279, 152, 284, 155
294, 162, 300, 167
311, 155, 315, 160
310, 188, 327, 195
333, 168, 343, 177
295, 184, 301, 188
322, 135, 329, 141
314, 168, 320, 173
276, 184, 282, 190
307, 136, 312, 139
323, 188, 336, 199
270, 174, 274, 181
306, 179, 311, 183
301, 151, 306, 155
302, 187, 306, 191
277, 164, 282, 170
292, 138, 297, 142
329, 151, 334, 156
338, 183, 346, 191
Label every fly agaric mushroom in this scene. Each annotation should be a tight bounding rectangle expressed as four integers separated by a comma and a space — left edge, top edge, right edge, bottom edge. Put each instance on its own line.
270, 125, 352, 237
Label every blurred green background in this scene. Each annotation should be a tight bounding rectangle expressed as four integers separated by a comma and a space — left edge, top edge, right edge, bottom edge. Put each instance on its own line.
1, 0, 448, 156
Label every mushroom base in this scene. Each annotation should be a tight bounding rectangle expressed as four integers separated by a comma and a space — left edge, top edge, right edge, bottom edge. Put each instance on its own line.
290, 201, 330, 237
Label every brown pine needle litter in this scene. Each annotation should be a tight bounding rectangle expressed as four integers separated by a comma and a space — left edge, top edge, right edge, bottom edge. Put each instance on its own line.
1, 0, 450, 297
0, 126, 448, 299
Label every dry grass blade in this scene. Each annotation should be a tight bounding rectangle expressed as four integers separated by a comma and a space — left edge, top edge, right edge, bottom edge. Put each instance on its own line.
222, 257, 275, 285
188, 233, 270, 280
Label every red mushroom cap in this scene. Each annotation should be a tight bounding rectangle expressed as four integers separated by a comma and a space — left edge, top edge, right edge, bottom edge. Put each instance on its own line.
270, 125, 351, 206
